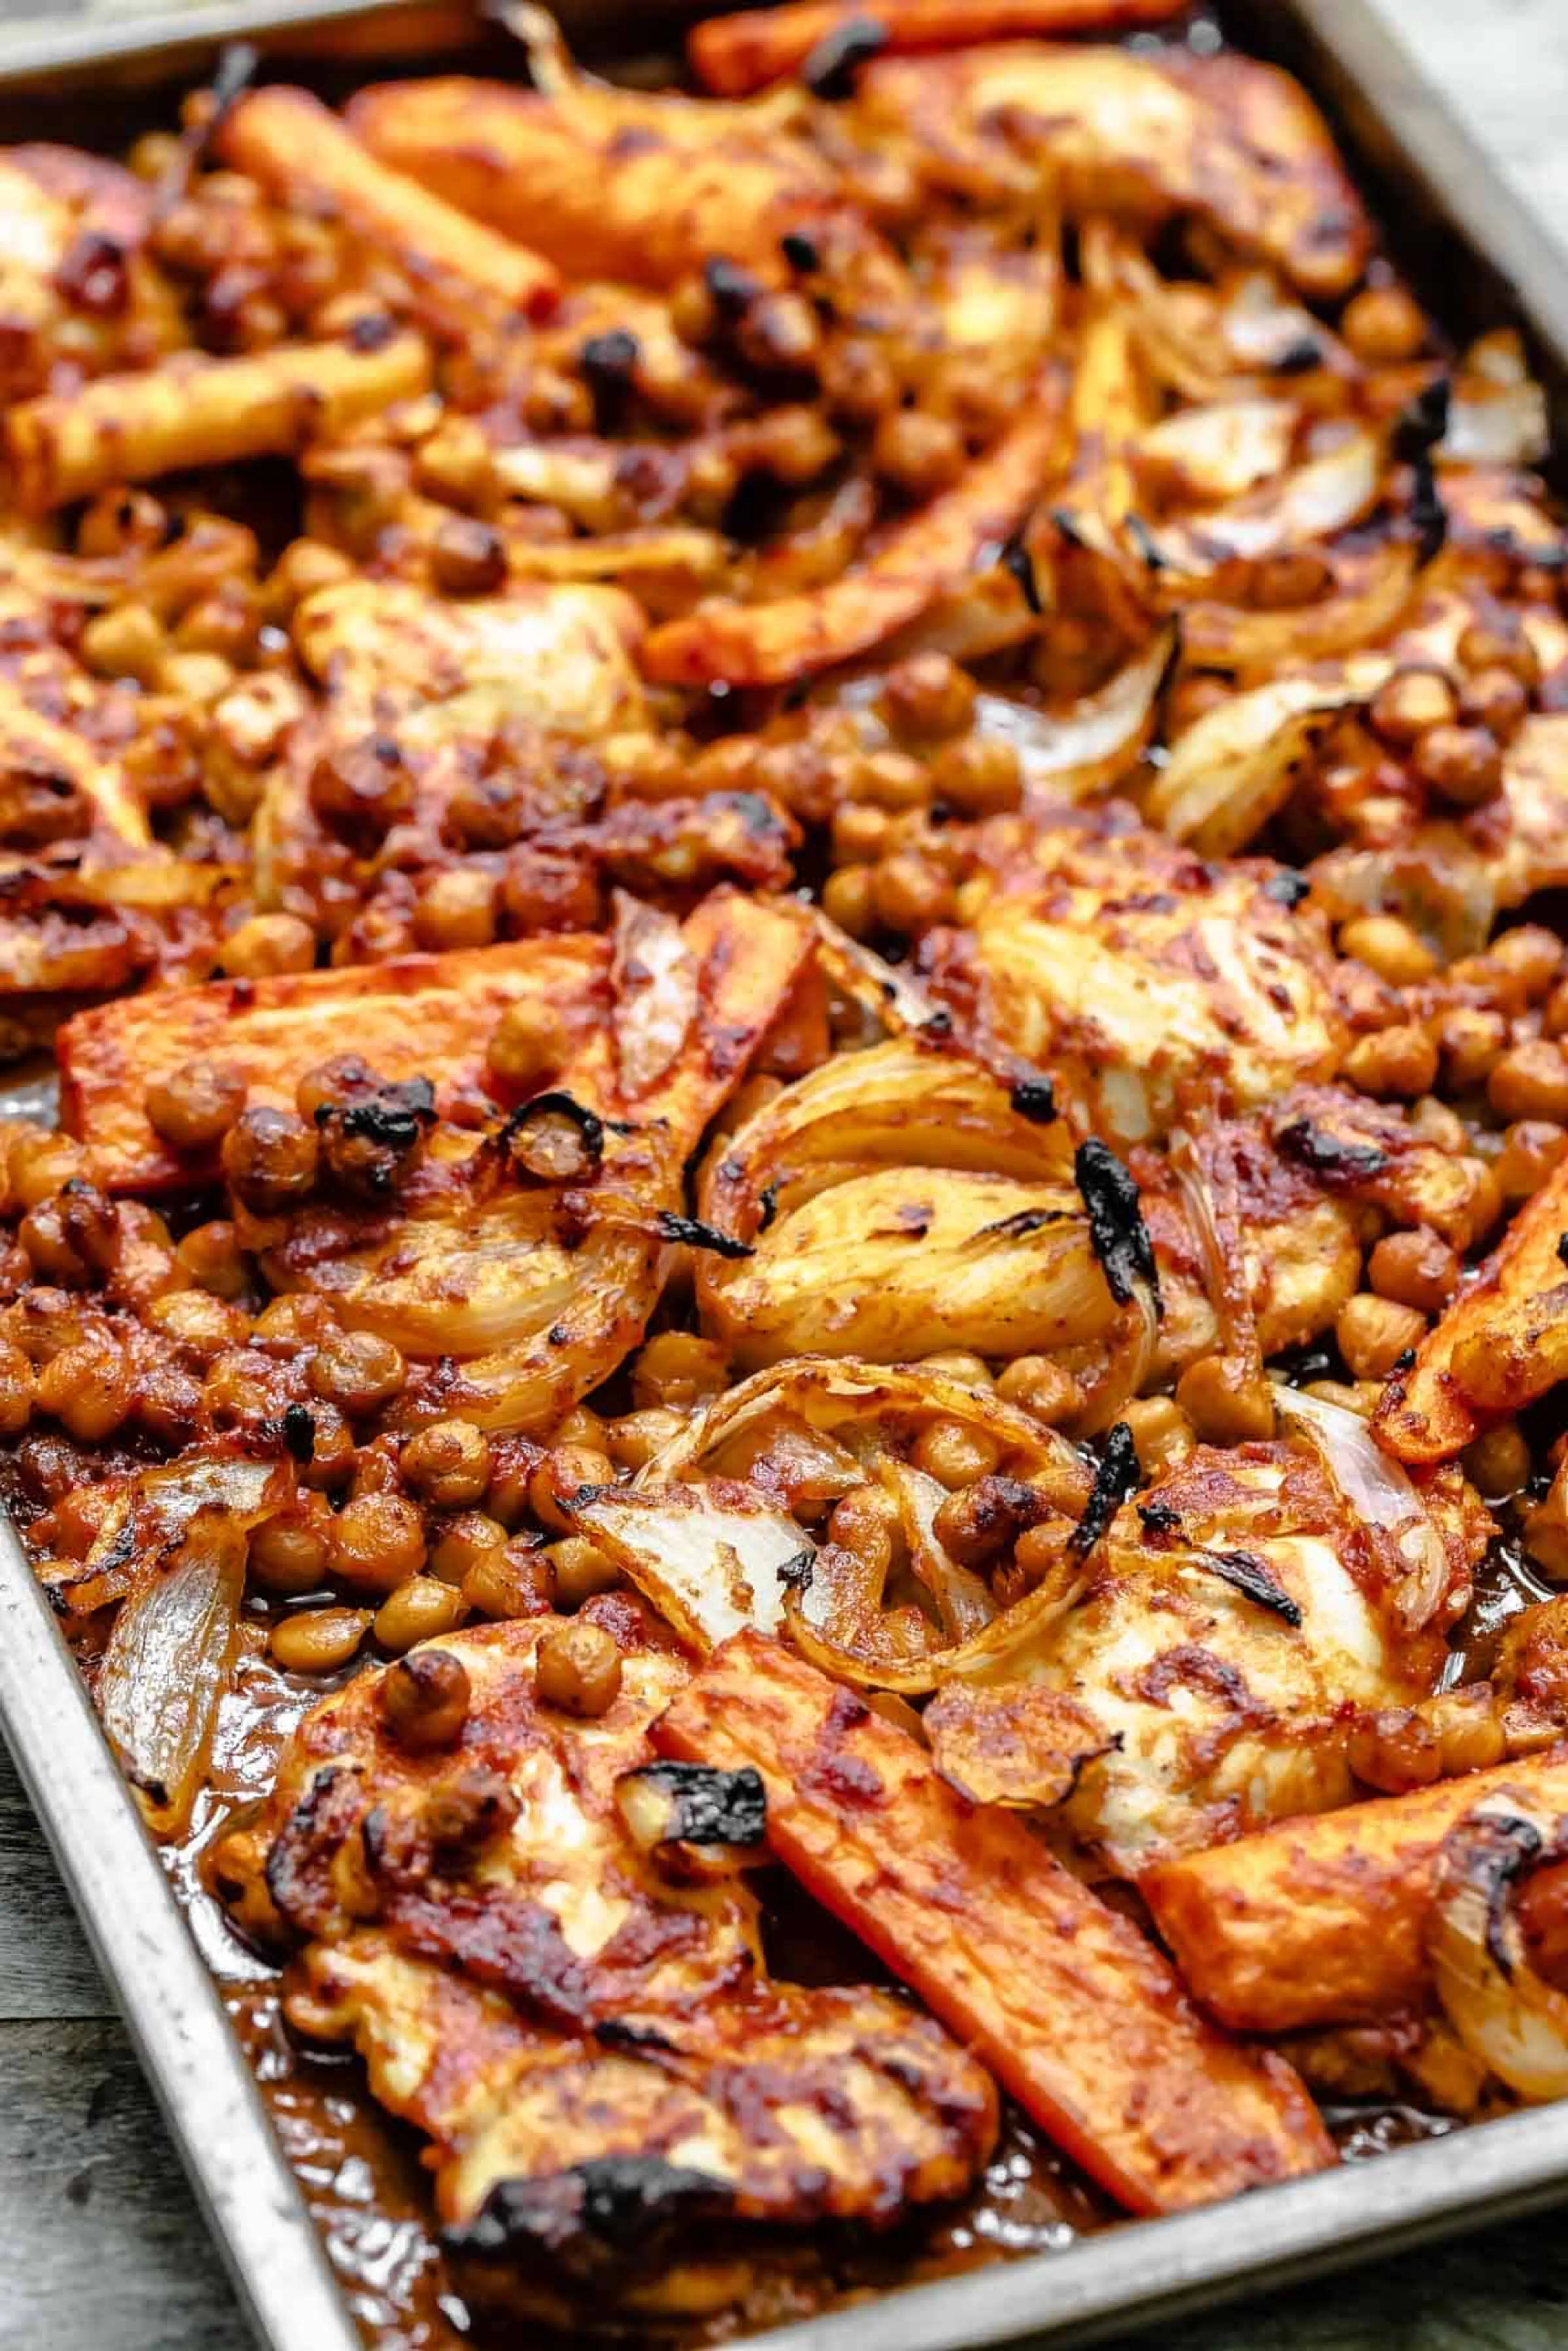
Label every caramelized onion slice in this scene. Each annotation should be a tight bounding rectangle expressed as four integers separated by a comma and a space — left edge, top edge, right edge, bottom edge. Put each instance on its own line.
566, 1480, 811, 1651
1145, 658, 1390, 857
96, 1455, 292, 1838
1274, 1383, 1451, 1633
971, 625, 1175, 803
1429, 1793, 1568, 2101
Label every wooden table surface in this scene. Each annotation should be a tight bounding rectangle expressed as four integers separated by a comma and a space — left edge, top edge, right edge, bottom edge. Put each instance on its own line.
4, 2, 1568, 2346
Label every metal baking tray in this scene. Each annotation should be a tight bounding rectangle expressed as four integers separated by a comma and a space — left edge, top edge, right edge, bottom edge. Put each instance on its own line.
2, 4, 1568, 2347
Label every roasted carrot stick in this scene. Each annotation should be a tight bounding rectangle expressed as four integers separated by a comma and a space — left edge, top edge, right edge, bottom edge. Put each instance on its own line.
690, 0, 1190, 98
218, 88, 561, 324
5, 328, 431, 512
1377, 1156, 1568, 1464
653, 1629, 1334, 2214
640, 390, 1063, 687
57, 935, 610, 1194
1143, 1747, 1568, 2034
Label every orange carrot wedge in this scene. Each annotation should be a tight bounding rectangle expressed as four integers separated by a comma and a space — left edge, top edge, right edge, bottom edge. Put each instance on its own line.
691, 0, 1190, 98
653, 1628, 1334, 2214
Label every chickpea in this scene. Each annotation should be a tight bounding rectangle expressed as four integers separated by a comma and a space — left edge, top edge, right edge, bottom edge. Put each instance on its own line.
880, 654, 976, 743
1541, 978, 1568, 1042
135, 1363, 205, 1446
401, 1417, 491, 1508
1368, 668, 1457, 749
428, 1510, 508, 1584
145, 1059, 247, 1153
413, 417, 497, 511
1439, 1005, 1508, 1090
252, 1295, 337, 1359
146, 1288, 252, 1364
487, 1002, 565, 1089
374, 1577, 467, 1653
1341, 1023, 1440, 1100
1495, 1118, 1568, 1200
830, 803, 893, 867
927, 734, 1024, 818
430, 515, 507, 598
872, 409, 964, 499
1342, 282, 1426, 365
414, 868, 498, 953
528, 1444, 615, 1534
1412, 722, 1503, 808
268, 537, 353, 611
995, 1356, 1084, 1426
17, 1202, 89, 1287
534, 1618, 623, 1717
0, 1341, 35, 1435
6, 1128, 88, 1212
873, 851, 954, 935
159, 651, 234, 704
483, 1435, 545, 1529
270, 1607, 370, 1674
545, 1535, 622, 1609
221, 1105, 318, 1213
632, 1333, 728, 1413
820, 865, 875, 939
1367, 1228, 1460, 1315
249, 1511, 332, 1597
37, 1338, 132, 1441
383, 1647, 472, 1747
330, 1493, 427, 1595
921, 1350, 993, 1388
176, 1219, 247, 1299
1489, 925, 1563, 1002
1427, 1685, 1508, 1777
853, 749, 930, 813
1348, 1704, 1441, 1794
1461, 665, 1530, 742
911, 1418, 999, 1489
219, 914, 315, 980
80, 601, 166, 684
823, 336, 898, 424
462, 1542, 555, 1620
1463, 1422, 1531, 1501
309, 735, 413, 835
1336, 1292, 1426, 1382
1458, 617, 1540, 685
1338, 913, 1437, 987
1489, 1038, 1568, 1125
308, 1330, 407, 1416
604, 1406, 686, 1471
1122, 1395, 1196, 1478
1174, 1354, 1277, 1445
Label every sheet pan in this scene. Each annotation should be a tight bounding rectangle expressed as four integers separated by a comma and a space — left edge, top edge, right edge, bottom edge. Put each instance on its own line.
2, 4, 1568, 2347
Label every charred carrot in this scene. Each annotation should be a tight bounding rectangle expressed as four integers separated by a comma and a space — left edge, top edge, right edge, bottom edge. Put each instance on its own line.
691, 0, 1191, 98
57, 935, 610, 1194
641, 391, 1063, 687
218, 88, 561, 323
1143, 1747, 1568, 2033
653, 1629, 1334, 2214
1377, 1157, 1568, 1463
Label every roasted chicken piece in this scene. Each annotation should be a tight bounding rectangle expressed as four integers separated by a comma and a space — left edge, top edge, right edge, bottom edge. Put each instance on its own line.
930, 1419, 1490, 1872
347, 73, 855, 292
856, 44, 1370, 295
251, 1597, 998, 2326
926, 810, 1343, 1147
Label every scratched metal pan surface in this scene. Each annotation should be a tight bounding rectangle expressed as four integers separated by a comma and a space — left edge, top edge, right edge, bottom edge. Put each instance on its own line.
2, 5, 1568, 2349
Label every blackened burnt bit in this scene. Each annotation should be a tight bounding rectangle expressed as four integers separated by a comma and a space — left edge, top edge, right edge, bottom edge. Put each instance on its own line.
656, 1211, 753, 1259
1276, 1118, 1388, 1186
629, 1761, 767, 1847
1075, 1137, 1161, 1313
282, 1403, 316, 1465
1196, 1546, 1303, 1627
1071, 1422, 1140, 1558
1009, 1071, 1057, 1123
802, 15, 889, 98
446, 2156, 731, 2279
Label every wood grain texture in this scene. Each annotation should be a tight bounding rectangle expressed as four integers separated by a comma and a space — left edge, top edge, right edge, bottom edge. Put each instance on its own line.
0, 5, 1566, 2346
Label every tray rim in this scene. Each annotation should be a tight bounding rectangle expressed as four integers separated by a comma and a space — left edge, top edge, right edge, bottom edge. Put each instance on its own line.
1, 3, 1567, 2347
